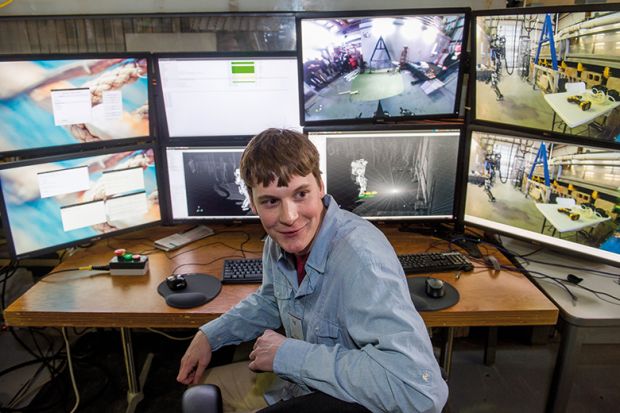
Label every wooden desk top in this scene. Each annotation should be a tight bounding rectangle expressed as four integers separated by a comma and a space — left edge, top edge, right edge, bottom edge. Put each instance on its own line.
3, 224, 558, 329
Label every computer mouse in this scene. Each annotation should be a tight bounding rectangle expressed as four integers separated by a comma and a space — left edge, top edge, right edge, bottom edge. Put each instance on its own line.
166, 274, 187, 291
425, 277, 445, 299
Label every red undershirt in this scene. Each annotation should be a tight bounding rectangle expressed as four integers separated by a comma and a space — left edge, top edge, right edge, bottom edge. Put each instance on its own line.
295, 254, 309, 286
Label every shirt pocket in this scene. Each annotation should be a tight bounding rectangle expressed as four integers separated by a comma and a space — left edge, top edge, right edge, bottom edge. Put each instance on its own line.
273, 281, 293, 301
314, 319, 340, 346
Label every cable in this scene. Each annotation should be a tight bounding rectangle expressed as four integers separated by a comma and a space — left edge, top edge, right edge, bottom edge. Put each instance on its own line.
146, 327, 194, 341
61, 328, 80, 413
171, 254, 245, 275
0, 0, 14, 10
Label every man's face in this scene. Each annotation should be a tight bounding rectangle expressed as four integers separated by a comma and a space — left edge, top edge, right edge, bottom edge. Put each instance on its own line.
250, 174, 325, 256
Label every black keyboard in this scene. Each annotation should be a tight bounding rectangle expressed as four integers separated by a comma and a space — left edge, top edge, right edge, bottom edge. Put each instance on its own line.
222, 258, 263, 284
398, 251, 474, 274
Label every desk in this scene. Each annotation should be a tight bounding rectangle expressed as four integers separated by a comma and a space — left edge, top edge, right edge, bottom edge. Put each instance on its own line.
535, 203, 610, 237
502, 237, 620, 413
543, 89, 620, 133
3, 224, 558, 412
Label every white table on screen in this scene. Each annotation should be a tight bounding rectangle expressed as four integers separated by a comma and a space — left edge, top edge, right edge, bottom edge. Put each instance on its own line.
535, 203, 610, 237
543, 89, 620, 132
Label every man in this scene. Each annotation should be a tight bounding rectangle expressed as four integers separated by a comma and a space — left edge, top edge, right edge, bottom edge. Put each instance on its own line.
177, 128, 448, 413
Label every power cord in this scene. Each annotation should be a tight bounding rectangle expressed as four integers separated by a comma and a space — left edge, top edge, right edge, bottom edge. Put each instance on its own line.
61, 328, 80, 413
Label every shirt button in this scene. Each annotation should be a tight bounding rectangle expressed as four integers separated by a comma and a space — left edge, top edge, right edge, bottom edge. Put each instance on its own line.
422, 371, 430, 382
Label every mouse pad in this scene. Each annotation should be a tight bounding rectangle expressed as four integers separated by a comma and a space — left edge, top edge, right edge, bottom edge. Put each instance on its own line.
407, 277, 459, 312
157, 273, 222, 308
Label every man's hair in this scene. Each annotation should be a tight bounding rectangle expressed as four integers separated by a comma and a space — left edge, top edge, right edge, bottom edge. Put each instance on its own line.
240, 128, 321, 193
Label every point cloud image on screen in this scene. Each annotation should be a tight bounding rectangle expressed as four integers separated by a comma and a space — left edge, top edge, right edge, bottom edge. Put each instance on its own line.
0, 148, 160, 258
300, 13, 466, 123
158, 57, 301, 137
0, 57, 150, 154
475, 9, 620, 142
166, 147, 256, 220
310, 130, 460, 219
465, 130, 620, 264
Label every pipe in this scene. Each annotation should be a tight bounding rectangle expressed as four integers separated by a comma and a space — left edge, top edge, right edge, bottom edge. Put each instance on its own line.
549, 152, 620, 162
555, 12, 620, 41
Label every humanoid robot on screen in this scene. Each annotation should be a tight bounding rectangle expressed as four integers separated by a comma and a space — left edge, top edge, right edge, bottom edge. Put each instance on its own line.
299, 11, 465, 123
475, 8, 620, 142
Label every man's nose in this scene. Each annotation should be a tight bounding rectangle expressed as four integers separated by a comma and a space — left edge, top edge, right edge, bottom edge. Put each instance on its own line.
279, 200, 298, 225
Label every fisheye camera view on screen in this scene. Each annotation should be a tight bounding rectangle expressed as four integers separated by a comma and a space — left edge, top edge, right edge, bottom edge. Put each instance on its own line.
0, 148, 160, 258
475, 9, 620, 142
300, 13, 465, 123
166, 147, 255, 220
310, 129, 460, 219
0, 57, 150, 154
465, 130, 620, 263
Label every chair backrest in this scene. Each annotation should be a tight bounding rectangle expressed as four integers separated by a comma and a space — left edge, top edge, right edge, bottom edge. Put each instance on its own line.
564, 81, 586, 94
555, 197, 576, 207
183, 385, 223, 413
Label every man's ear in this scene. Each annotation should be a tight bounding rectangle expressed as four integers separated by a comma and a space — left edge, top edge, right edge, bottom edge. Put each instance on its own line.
249, 190, 258, 214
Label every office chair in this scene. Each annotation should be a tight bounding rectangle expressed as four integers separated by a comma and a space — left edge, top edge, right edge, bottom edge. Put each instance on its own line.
181, 385, 372, 413
182, 384, 222, 413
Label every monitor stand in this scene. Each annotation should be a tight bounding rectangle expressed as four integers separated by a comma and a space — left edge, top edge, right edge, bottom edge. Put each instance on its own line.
451, 238, 483, 259
398, 222, 484, 258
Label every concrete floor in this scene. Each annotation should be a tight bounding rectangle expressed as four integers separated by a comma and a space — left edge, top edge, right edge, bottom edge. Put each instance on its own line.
2, 326, 620, 412
305, 68, 459, 122
465, 180, 544, 234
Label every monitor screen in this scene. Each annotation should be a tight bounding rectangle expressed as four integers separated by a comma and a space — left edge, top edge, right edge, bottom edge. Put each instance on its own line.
464, 127, 620, 266
0, 145, 161, 259
297, 10, 468, 126
165, 146, 257, 221
308, 128, 462, 220
156, 54, 301, 138
473, 5, 620, 143
0, 55, 151, 156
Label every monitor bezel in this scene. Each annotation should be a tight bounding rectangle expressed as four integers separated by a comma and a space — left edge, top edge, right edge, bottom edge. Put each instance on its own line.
459, 123, 620, 268
296, 8, 471, 127
159, 137, 260, 225
306, 122, 467, 223
0, 52, 155, 159
153, 51, 300, 144
0, 142, 163, 260
469, 3, 620, 148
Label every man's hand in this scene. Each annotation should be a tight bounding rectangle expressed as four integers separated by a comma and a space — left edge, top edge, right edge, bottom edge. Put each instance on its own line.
177, 331, 212, 385
248, 329, 287, 372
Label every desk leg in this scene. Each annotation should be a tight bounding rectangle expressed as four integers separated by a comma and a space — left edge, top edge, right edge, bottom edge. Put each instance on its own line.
439, 327, 455, 380
121, 328, 154, 413
484, 327, 498, 366
545, 321, 581, 413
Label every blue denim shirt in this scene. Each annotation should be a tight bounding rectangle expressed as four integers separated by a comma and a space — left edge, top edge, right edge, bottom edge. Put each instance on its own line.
201, 195, 448, 413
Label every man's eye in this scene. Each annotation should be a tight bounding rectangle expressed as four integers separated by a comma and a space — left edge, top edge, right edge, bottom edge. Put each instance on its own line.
297, 191, 309, 199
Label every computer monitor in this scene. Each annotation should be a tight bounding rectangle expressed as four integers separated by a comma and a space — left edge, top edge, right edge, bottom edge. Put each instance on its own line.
463, 126, 620, 266
0, 145, 161, 259
0, 54, 152, 157
297, 9, 469, 126
308, 126, 463, 220
155, 52, 301, 140
163, 145, 257, 222
472, 4, 620, 143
